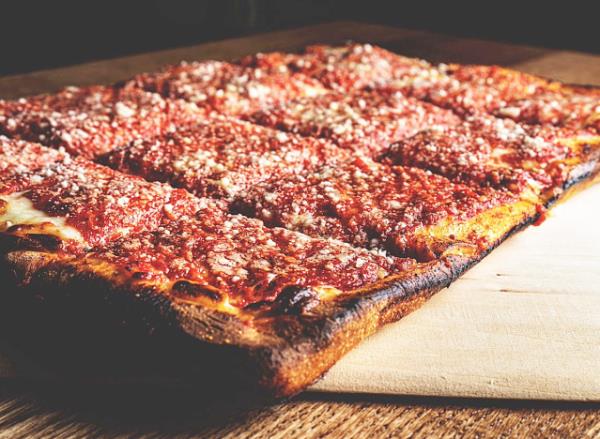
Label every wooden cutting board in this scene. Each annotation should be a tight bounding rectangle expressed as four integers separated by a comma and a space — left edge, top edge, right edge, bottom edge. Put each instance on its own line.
0, 22, 599, 401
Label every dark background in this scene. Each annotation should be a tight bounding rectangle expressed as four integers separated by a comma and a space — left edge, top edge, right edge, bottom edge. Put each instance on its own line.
2, 0, 598, 76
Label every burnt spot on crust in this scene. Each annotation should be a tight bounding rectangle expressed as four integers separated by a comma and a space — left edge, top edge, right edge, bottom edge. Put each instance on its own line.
24, 233, 63, 252
171, 280, 223, 302
275, 285, 320, 315
0, 227, 66, 253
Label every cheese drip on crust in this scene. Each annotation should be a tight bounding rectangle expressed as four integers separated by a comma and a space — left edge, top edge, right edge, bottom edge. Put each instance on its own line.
0, 192, 84, 243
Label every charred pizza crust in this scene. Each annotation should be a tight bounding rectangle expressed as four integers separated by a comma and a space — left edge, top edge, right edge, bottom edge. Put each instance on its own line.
0, 246, 487, 397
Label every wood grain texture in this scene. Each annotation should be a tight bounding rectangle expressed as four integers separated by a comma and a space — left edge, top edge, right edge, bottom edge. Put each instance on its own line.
1, 21, 600, 438
0, 382, 599, 439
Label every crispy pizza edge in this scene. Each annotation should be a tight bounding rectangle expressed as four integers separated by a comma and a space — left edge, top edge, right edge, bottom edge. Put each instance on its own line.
0, 246, 476, 398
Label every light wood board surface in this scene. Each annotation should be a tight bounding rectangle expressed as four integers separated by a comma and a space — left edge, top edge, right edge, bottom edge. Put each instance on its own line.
1, 21, 600, 438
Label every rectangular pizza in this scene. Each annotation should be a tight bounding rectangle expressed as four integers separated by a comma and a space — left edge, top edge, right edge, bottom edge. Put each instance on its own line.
0, 43, 599, 398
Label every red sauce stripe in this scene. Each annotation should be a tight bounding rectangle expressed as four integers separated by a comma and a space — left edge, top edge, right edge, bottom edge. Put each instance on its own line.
246, 89, 461, 157
380, 114, 581, 193
124, 60, 328, 116
99, 116, 352, 200
398, 64, 551, 116
232, 155, 515, 261
1, 156, 218, 250
93, 214, 416, 307
495, 91, 600, 133
0, 86, 203, 159
240, 43, 436, 92
0, 136, 69, 182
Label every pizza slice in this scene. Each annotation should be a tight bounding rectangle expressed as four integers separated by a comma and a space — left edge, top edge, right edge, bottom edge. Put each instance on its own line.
246, 89, 460, 157
380, 115, 600, 202
231, 155, 536, 261
0, 142, 206, 254
239, 43, 437, 92
397, 64, 551, 115
495, 86, 600, 133
124, 60, 327, 116
0, 86, 202, 159
98, 116, 351, 200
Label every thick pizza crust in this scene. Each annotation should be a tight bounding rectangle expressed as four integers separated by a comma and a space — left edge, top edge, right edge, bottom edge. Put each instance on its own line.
1, 58, 599, 398
0, 248, 474, 397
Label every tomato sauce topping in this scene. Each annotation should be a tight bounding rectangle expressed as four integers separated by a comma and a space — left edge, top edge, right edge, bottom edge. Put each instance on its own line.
94, 212, 415, 307
232, 155, 515, 261
240, 43, 436, 92
99, 116, 351, 199
1, 157, 213, 251
400, 65, 550, 115
380, 115, 589, 194
495, 91, 600, 133
246, 89, 460, 157
125, 60, 328, 116
0, 86, 203, 159
0, 136, 69, 182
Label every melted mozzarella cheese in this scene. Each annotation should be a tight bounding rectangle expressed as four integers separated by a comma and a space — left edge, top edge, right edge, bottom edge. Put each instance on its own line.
314, 285, 342, 300
218, 296, 240, 314
0, 192, 83, 242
